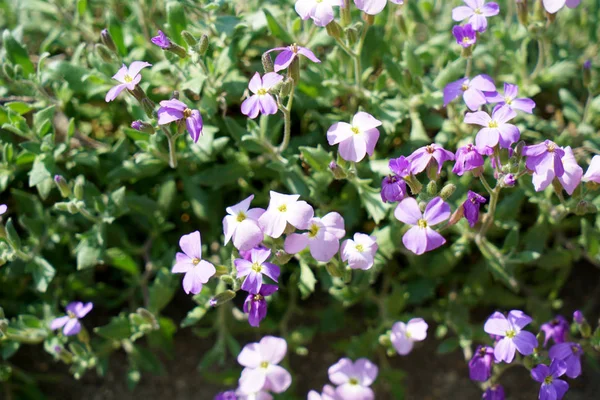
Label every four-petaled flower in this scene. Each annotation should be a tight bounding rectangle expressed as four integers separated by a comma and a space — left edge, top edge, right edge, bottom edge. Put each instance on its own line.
354, 0, 404, 15
406, 144, 455, 175
390, 318, 428, 355
105, 61, 152, 102
549, 342, 583, 379
223, 195, 265, 251
243, 284, 278, 328
284, 212, 346, 262
540, 316, 569, 347
463, 190, 487, 227
241, 72, 284, 119
394, 197, 451, 255
453, 143, 492, 176
258, 191, 314, 239
237, 336, 292, 393
295, 0, 344, 27
531, 360, 569, 400
235, 247, 280, 294
468, 345, 494, 382
328, 358, 378, 400
485, 83, 536, 114
265, 44, 321, 72
172, 231, 216, 295
484, 310, 537, 363
50, 302, 93, 336
157, 99, 204, 142
327, 112, 382, 162
452, 0, 500, 32
340, 233, 378, 270
452, 24, 477, 48
543, 0, 581, 14
444, 75, 496, 111
464, 105, 520, 149
308, 385, 337, 400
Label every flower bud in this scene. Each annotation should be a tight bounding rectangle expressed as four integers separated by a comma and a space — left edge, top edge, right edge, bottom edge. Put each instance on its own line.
142, 98, 156, 119
197, 34, 210, 56
209, 290, 236, 307
503, 174, 516, 187
404, 175, 422, 195
168, 42, 188, 58
54, 175, 71, 198
426, 181, 438, 196
516, 0, 528, 26
0, 319, 8, 336
181, 30, 198, 47
326, 21, 343, 40
262, 52, 274, 73
275, 249, 293, 265
329, 161, 347, 180
54, 202, 69, 212
325, 261, 343, 278
100, 29, 117, 53
95, 44, 114, 63
131, 120, 155, 134
74, 176, 85, 200
398, 14, 408, 35
220, 275, 235, 285
279, 78, 294, 98
345, 26, 359, 45
583, 60, 592, 88
378, 332, 391, 347
448, 206, 464, 226
288, 57, 300, 83
440, 184, 456, 200
67, 202, 79, 214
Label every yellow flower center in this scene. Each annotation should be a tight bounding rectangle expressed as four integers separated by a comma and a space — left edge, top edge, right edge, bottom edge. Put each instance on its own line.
183, 108, 192, 119
257, 88, 267, 96
308, 223, 320, 238
124, 74, 133, 83
505, 329, 516, 338
236, 212, 246, 222
488, 120, 499, 128
571, 345, 579, 354
349, 378, 359, 385
351, 126, 360, 135
67, 311, 77, 319
278, 204, 287, 212
474, 8, 482, 14
462, 36, 471, 43
251, 262, 262, 273
260, 361, 269, 369
547, 143, 556, 152
406, 331, 412, 338
291, 43, 299, 53
355, 244, 364, 252
426, 145, 435, 154
192, 258, 200, 265
505, 97, 513, 105
417, 219, 428, 228
544, 376, 553, 385
461, 84, 469, 91
253, 294, 264, 301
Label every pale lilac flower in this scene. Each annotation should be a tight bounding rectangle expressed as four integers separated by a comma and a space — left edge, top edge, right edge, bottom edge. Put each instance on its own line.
522, 141, 582, 193
265, 45, 321, 72
464, 105, 520, 149
406, 144, 455, 175
444, 75, 496, 110
172, 231, 216, 295
483, 385, 505, 400
327, 112, 382, 162
243, 284, 278, 328
531, 360, 569, 400
50, 302, 93, 336
328, 358, 378, 400
558, 146, 583, 195
390, 318, 428, 355
295, 0, 344, 27
223, 195, 265, 251
241, 72, 283, 119
484, 310, 537, 363
151, 30, 171, 49
308, 385, 337, 400
541, 316, 569, 347
583, 155, 600, 183
485, 83, 536, 114
394, 197, 450, 255
157, 99, 203, 142
463, 191, 486, 227
239, 245, 268, 262
453, 143, 492, 176
258, 191, 314, 239
235, 382, 273, 400
105, 61, 152, 102
354, 0, 404, 15
237, 336, 292, 393
549, 342, 583, 379
452, 24, 477, 47
235, 248, 279, 293
469, 345, 494, 382
0, 204, 7, 215
340, 233, 378, 270
543, 0, 581, 14
452, 0, 500, 32
284, 212, 345, 262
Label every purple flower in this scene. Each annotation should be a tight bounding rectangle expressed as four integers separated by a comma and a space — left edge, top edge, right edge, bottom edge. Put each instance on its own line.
390, 318, 428, 355
284, 212, 345, 262
354, 0, 404, 15
453, 143, 492, 176
105, 61, 152, 102
483, 385, 505, 400
328, 358, 378, 400
157, 99, 203, 142
243, 284, 278, 328
584, 59, 592, 70
308, 385, 337, 400
223, 195, 265, 251
265, 44, 321, 72
444, 75, 496, 111
239, 245, 268, 262
50, 302, 93, 336
452, 0, 500, 32
406, 144, 455, 175
503, 174, 516, 186
172, 231, 216, 295
540, 316, 569, 347
394, 197, 450, 255
295, 0, 344, 27
235, 384, 273, 400
549, 342, 583, 378
131, 120, 144, 131
558, 146, 583, 195
543, 0, 581, 14
150, 30, 171, 49
452, 24, 477, 47
237, 336, 292, 393
485, 83, 536, 114
381, 175, 407, 203
524, 143, 582, 194
573, 310, 585, 324
583, 155, 600, 183
0, 204, 7, 215
340, 233, 378, 270
484, 310, 537, 363
464, 105, 520, 149
241, 72, 283, 119
235, 248, 280, 294
463, 191, 486, 227
389, 156, 411, 177
469, 346, 494, 382
531, 360, 569, 400
327, 112, 382, 162
258, 191, 314, 239
214, 391, 237, 400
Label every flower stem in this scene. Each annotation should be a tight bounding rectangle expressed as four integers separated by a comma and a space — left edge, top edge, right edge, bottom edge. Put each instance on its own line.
479, 175, 494, 195
531, 39, 545, 79
465, 57, 473, 78
582, 88, 593, 123
278, 82, 295, 154
160, 127, 178, 169
478, 185, 501, 238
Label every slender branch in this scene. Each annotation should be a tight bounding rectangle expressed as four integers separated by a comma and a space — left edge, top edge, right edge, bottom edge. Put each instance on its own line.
278, 84, 295, 154
531, 39, 545, 79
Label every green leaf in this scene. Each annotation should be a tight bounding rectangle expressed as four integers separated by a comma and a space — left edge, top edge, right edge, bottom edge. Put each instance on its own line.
33, 106, 56, 136
262, 9, 294, 43
106, 248, 140, 276
94, 316, 131, 340
148, 268, 177, 314
403, 41, 423, 77
181, 306, 208, 328
76, 234, 103, 270
27, 257, 56, 293
4, 218, 21, 250
5, 102, 33, 115
299, 145, 333, 173
28, 155, 53, 188
2, 30, 35, 76
167, 1, 187, 46
298, 261, 316, 299
108, 15, 126, 55
355, 183, 390, 224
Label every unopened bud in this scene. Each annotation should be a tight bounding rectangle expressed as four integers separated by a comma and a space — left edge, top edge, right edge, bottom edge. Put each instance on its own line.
514, 140, 526, 159
288, 57, 300, 83
426, 162, 439, 181
67, 202, 79, 214
325, 261, 343, 278
448, 206, 465, 226
398, 15, 408, 35
275, 249, 293, 265
167, 42, 188, 58
54, 202, 69, 212
326, 21, 343, 40
100, 29, 117, 53
378, 333, 391, 347
181, 30, 197, 47
54, 175, 71, 198
262, 52, 274, 73
345, 27, 359, 45
516, 0, 528, 26
95, 44, 114, 62
131, 120, 155, 134
329, 161, 347, 180
74, 176, 85, 200
209, 290, 236, 307
583, 60, 592, 88
404, 175, 422, 195
580, 321, 592, 338
220, 275, 235, 285
573, 310, 585, 324
141, 98, 155, 118
503, 174, 516, 187
279, 78, 293, 97
0, 319, 8, 335
197, 34, 209, 55
426, 181, 438, 196
440, 184, 456, 200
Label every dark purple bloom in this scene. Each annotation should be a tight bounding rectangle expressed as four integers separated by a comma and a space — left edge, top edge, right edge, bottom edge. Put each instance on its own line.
151, 30, 171, 49
131, 120, 144, 131
452, 143, 492, 176
452, 24, 477, 47
540, 316, 569, 346
381, 175, 407, 203
531, 360, 569, 400
485, 83, 536, 114
243, 284, 278, 327
389, 156, 411, 177
583, 60, 592, 70
214, 391, 237, 400
503, 174, 516, 187
406, 144, 455, 175
50, 302, 93, 336
549, 342, 583, 379
469, 345, 494, 382
235, 248, 280, 294
482, 384, 505, 400
463, 191, 486, 227
157, 99, 203, 142
573, 310, 584, 324
444, 74, 496, 110
265, 44, 321, 72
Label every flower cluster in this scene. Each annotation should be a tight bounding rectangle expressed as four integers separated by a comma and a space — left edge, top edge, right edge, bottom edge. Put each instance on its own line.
309, 357, 379, 399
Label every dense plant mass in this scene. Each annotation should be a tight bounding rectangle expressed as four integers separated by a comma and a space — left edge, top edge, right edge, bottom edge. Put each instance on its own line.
1, 0, 600, 398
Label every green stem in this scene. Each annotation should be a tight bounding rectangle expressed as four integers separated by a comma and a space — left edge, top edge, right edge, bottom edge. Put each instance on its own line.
479, 175, 494, 195
278, 84, 295, 154
531, 39, 545, 79
160, 127, 179, 169
465, 57, 473, 78
334, 37, 356, 57
353, 24, 369, 92
478, 185, 501, 238
582, 89, 593, 123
